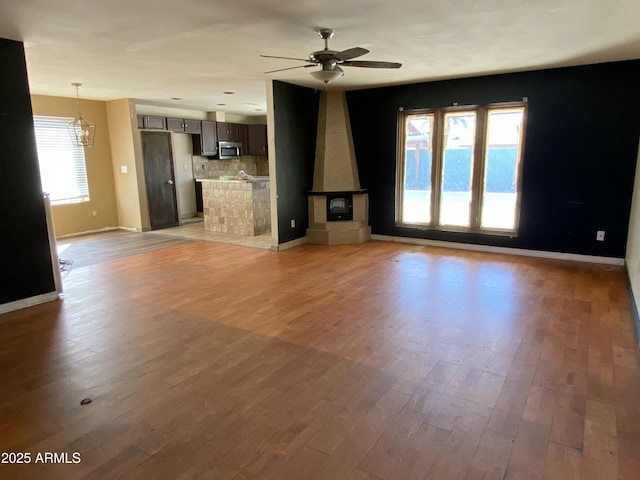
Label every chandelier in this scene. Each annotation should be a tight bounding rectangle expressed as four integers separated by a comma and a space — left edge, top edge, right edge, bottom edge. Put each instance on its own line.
67, 83, 96, 147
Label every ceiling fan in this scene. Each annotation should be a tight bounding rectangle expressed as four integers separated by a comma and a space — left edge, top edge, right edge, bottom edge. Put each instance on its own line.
261, 28, 402, 83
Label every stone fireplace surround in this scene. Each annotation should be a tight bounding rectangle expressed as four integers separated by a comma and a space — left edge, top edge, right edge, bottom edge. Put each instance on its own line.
306, 91, 371, 245
307, 190, 370, 244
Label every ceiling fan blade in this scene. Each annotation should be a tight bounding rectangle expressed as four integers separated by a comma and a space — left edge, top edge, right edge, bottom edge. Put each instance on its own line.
332, 47, 369, 61
341, 60, 402, 69
260, 54, 314, 63
264, 64, 315, 74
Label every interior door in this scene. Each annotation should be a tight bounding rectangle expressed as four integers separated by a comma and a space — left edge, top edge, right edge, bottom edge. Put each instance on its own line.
142, 131, 179, 229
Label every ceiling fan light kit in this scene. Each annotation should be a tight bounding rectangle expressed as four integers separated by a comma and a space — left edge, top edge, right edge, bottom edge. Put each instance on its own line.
261, 28, 401, 84
310, 65, 344, 83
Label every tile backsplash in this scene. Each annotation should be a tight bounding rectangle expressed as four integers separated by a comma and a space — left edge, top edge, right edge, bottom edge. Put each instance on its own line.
192, 155, 269, 178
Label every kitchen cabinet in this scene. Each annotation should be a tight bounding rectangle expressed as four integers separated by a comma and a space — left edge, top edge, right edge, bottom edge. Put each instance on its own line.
247, 124, 268, 155
216, 122, 232, 141
192, 120, 218, 157
142, 115, 166, 130
166, 117, 183, 132
238, 124, 248, 149
184, 119, 202, 134
167, 117, 201, 134
216, 122, 245, 143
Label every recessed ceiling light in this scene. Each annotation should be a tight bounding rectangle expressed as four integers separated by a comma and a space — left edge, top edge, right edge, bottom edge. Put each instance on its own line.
171, 97, 182, 101
254, 108, 263, 111
217, 103, 226, 106
223, 91, 235, 95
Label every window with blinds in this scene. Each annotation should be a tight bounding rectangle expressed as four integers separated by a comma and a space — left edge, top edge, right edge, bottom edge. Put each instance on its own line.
33, 115, 90, 204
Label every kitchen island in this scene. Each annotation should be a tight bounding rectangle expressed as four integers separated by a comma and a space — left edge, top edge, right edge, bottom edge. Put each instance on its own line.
197, 177, 271, 236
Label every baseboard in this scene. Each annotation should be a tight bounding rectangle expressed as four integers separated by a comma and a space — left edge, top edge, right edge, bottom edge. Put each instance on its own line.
0, 292, 60, 315
371, 234, 625, 266
624, 264, 640, 349
57, 226, 121, 239
180, 216, 203, 225
119, 226, 144, 233
275, 236, 308, 251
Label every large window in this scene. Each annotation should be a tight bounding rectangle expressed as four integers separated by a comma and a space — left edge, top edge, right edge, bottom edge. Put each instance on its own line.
397, 103, 526, 234
33, 116, 90, 204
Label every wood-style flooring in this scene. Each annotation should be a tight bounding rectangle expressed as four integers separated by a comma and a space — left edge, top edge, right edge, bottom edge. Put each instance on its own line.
57, 230, 195, 269
1, 233, 639, 479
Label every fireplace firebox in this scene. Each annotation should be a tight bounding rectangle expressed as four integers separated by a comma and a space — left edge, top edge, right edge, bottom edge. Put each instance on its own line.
326, 193, 353, 221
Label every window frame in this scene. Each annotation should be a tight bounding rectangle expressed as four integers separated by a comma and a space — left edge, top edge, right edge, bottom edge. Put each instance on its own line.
396, 101, 527, 235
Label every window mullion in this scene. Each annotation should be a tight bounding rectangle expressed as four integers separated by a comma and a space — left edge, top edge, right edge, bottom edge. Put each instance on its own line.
470, 107, 486, 230
431, 110, 443, 226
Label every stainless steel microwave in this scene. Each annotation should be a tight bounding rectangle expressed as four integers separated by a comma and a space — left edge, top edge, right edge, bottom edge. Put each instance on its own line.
218, 141, 242, 159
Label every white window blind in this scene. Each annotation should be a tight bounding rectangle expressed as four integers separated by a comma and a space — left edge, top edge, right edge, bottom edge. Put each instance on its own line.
33, 115, 90, 204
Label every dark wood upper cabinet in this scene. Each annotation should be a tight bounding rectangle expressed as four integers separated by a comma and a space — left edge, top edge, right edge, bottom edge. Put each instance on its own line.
216, 122, 231, 141
141, 115, 259, 158
183, 119, 202, 134
216, 122, 245, 143
166, 117, 184, 132
143, 115, 166, 130
167, 117, 202, 134
192, 120, 218, 157
247, 124, 268, 155
237, 124, 248, 149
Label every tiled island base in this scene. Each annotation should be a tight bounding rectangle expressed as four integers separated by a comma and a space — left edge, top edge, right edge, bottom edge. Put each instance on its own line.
199, 178, 270, 236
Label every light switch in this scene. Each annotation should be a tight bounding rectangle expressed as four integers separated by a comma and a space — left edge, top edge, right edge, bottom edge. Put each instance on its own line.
120, 166, 128, 173
183, 164, 189, 171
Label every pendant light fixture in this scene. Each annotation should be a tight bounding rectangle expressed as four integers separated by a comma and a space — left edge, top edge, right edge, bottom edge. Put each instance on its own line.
67, 83, 96, 147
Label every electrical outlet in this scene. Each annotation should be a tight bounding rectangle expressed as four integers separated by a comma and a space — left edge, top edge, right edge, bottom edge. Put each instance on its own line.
92, 211, 97, 216
290, 219, 295, 228
596, 230, 605, 241
120, 165, 127, 173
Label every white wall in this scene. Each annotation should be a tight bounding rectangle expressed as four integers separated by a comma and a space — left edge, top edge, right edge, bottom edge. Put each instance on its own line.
625, 137, 640, 345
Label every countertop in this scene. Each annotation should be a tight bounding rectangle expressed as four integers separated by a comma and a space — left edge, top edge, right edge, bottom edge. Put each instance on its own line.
196, 176, 269, 183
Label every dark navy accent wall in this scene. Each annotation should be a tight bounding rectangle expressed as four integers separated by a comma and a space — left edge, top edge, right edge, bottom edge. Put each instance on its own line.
272, 81, 319, 244
347, 60, 640, 258
0, 38, 55, 304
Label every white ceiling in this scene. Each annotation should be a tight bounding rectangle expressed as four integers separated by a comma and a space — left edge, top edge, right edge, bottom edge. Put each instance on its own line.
1, 0, 639, 116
